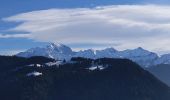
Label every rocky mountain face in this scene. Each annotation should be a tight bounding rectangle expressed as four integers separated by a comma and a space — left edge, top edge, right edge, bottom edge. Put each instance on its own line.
0, 56, 170, 100
16, 43, 170, 67
17, 43, 74, 60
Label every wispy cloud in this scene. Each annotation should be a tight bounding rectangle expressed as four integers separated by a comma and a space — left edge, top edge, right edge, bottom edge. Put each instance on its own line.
3, 5, 170, 52
0, 33, 30, 38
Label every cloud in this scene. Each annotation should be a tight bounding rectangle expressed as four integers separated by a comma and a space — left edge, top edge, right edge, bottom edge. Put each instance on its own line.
3, 5, 170, 52
0, 33, 30, 38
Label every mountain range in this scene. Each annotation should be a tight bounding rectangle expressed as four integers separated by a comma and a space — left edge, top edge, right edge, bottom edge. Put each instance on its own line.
17, 43, 170, 68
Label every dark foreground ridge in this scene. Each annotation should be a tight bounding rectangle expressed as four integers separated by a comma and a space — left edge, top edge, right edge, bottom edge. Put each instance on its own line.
0, 56, 170, 100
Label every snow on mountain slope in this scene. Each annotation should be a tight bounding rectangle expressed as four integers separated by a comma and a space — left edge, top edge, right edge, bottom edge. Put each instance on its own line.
96, 48, 121, 58
74, 47, 158, 67
27, 71, 42, 77
17, 43, 73, 60
74, 49, 96, 59
74, 48, 120, 59
154, 54, 170, 65
17, 43, 170, 67
118, 47, 158, 67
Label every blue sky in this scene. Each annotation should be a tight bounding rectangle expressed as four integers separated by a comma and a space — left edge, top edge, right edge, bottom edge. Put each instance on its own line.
1, 0, 170, 55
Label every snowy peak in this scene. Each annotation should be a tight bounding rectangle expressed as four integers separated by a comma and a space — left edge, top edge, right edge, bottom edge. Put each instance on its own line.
47, 43, 60, 48
136, 47, 145, 50
118, 47, 158, 67
17, 43, 73, 60
74, 47, 119, 59
47, 43, 69, 50
74, 49, 96, 59
119, 47, 154, 57
102, 48, 117, 53
16, 43, 170, 67
46, 43, 73, 54
96, 48, 120, 58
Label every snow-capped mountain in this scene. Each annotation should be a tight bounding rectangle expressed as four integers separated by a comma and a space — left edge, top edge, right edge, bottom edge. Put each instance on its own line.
96, 48, 120, 58
74, 48, 120, 59
74, 49, 96, 59
16, 43, 170, 67
118, 47, 158, 67
17, 43, 74, 60
73, 47, 158, 67
154, 54, 170, 65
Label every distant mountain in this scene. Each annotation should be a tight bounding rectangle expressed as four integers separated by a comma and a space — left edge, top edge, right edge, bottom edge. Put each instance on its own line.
74, 48, 120, 59
147, 64, 170, 87
0, 56, 170, 100
154, 54, 170, 65
16, 43, 170, 67
17, 43, 74, 60
118, 47, 158, 67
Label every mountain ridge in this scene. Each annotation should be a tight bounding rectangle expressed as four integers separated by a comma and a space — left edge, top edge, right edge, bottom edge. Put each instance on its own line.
16, 43, 170, 67
1, 56, 170, 100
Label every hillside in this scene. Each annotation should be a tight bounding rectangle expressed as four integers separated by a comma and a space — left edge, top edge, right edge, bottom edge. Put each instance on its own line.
0, 56, 170, 100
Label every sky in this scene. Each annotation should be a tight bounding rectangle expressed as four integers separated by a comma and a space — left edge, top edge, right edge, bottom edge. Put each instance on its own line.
1, 0, 170, 55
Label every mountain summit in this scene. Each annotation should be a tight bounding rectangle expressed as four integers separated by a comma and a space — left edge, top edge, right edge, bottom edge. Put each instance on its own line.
118, 47, 158, 67
17, 43, 73, 60
16, 43, 170, 67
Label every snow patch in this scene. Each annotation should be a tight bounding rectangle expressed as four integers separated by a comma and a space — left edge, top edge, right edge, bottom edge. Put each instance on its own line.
88, 65, 105, 71
27, 71, 42, 77
27, 64, 34, 67
27, 64, 42, 67
36, 64, 41, 67
45, 61, 63, 66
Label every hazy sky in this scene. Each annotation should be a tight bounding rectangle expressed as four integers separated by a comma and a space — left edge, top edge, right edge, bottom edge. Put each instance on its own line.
1, 0, 170, 55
